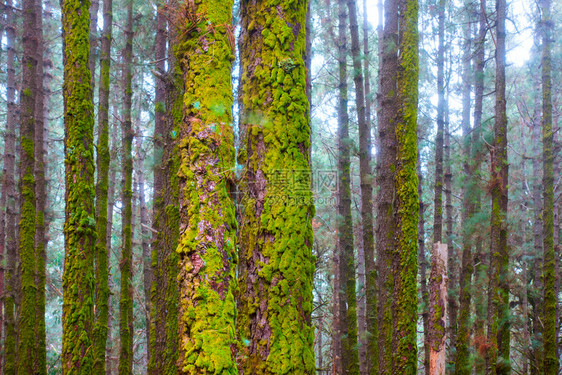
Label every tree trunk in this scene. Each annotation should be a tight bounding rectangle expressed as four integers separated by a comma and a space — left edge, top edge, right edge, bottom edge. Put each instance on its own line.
336, 1, 359, 372
17, 0, 39, 370
375, 0, 398, 370
418, 142, 429, 375
1, 0, 19, 372
429, 243, 448, 375
237, 0, 316, 370
540, 0, 558, 371
454, 13, 473, 374
118, 2, 134, 372
61, 0, 97, 369
391, 1, 419, 372
89, 0, 99, 89
486, 0, 509, 372
93, 0, 113, 368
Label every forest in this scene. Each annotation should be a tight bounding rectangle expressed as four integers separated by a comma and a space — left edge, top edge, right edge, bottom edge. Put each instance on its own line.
0, 0, 560, 371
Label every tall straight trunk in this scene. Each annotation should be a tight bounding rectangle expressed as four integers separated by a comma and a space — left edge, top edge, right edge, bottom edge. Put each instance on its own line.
336, 1, 359, 372
454, 13, 473, 375
392, 0, 419, 372
89, 0, 99, 89
149, 4, 180, 373
34, 0, 47, 372
61, 0, 96, 369
428, 243, 448, 374
346, 0, 375, 372
1, 0, 18, 372
375, 0, 398, 370
418, 145, 429, 375
17, 0, 38, 371
237, 0, 316, 370
93, 0, 113, 368
427, 2, 445, 374
118, 2, 134, 372
174, 0, 239, 371
486, 0, 509, 372
541, 0, 558, 372
444, 97, 456, 369
362, 1, 377, 372
472, 2, 487, 372
135, 132, 151, 368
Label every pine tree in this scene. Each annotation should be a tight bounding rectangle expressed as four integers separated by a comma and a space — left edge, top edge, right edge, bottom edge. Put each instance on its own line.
61, 0, 97, 369
237, 0, 316, 371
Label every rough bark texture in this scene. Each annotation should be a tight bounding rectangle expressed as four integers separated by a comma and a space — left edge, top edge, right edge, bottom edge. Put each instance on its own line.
118, 3, 134, 373
1, 0, 18, 373
237, 0, 316, 371
486, 0, 509, 372
61, 0, 96, 369
453, 13, 473, 374
428, 243, 448, 375
149, 8, 180, 372
391, 1, 419, 373
540, 0, 558, 372
174, 0, 239, 372
418, 137, 428, 375
93, 0, 113, 368
375, 0, 398, 370
17, 0, 38, 371
336, 0, 359, 372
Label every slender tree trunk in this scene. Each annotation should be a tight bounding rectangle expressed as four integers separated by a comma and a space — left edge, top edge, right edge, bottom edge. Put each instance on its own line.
89, 0, 99, 89
34, 1, 47, 372
61, 0, 97, 369
392, 0, 419, 372
17, 0, 39, 370
429, 243, 448, 375
472, 2, 487, 372
418, 144, 429, 375
375, 0, 398, 370
486, 0, 509, 372
118, 2, 134, 372
362, 1, 377, 372
335, 1, 359, 372
1, 0, 18, 372
454, 14, 473, 374
237, 0, 316, 370
93, 0, 113, 368
541, 0, 558, 371
428, 2, 445, 373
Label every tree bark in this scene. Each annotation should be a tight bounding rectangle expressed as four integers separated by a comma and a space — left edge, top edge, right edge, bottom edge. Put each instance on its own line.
429, 243, 448, 375
118, 2, 134, 372
237, 0, 316, 370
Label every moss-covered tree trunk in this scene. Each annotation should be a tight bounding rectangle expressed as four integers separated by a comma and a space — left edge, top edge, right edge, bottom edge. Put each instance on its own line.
1, 0, 19, 372
392, 1, 419, 373
454, 12, 473, 374
34, 0, 47, 372
375, 0, 398, 371
18, 0, 39, 371
540, 0, 558, 372
149, 6, 180, 373
237, 0, 316, 371
335, 0, 359, 372
486, 0, 509, 372
118, 2, 134, 372
61, 0, 96, 369
93, 0, 113, 368
174, 0, 239, 372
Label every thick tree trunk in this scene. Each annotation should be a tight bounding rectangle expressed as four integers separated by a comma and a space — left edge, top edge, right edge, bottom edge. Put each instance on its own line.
61, 0, 97, 369
486, 0, 509, 372
93, 0, 113, 368
540, 0, 558, 371
237, 0, 316, 370
1, 0, 19, 372
336, 1, 359, 372
118, 2, 134, 372
17, 0, 39, 371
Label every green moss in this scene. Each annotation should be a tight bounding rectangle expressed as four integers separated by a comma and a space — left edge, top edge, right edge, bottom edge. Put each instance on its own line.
172, 0, 238, 372
236, 0, 315, 372
61, 0, 96, 371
